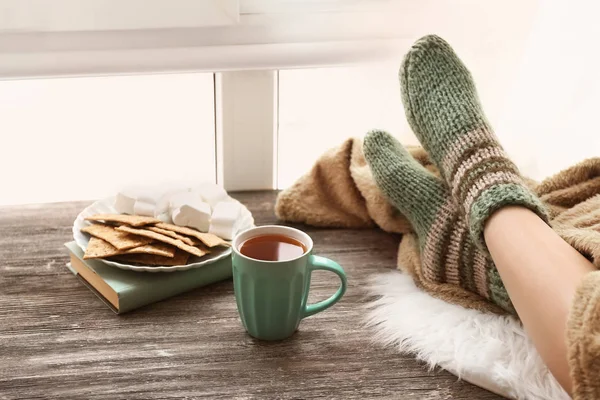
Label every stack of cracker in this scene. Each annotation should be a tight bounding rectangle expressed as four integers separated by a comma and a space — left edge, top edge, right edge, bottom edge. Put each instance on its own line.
81, 214, 230, 266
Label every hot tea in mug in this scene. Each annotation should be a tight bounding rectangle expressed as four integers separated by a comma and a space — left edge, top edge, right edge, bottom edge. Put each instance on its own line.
239, 234, 307, 262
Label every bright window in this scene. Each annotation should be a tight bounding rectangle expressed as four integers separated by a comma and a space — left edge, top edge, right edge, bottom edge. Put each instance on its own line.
277, 65, 417, 188
2, 1, 597, 203
0, 73, 215, 205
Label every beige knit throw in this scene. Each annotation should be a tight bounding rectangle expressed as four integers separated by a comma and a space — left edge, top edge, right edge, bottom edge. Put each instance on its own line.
275, 138, 600, 399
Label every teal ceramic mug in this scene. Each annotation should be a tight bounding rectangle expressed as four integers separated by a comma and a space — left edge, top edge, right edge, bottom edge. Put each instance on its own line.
232, 225, 347, 341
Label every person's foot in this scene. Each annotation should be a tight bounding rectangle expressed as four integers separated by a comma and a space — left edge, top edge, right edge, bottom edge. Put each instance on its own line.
400, 35, 547, 248
363, 130, 514, 314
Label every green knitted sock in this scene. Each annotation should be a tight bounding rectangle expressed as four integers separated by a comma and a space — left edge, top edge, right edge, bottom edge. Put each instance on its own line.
400, 35, 548, 249
364, 130, 514, 314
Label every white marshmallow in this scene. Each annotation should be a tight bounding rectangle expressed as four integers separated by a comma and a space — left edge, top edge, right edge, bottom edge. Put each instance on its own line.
154, 188, 190, 222
172, 201, 211, 232
209, 201, 242, 240
195, 183, 229, 209
133, 200, 155, 217
154, 198, 172, 221
169, 191, 203, 210
114, 192, 136, 215
156, 212, 173, 223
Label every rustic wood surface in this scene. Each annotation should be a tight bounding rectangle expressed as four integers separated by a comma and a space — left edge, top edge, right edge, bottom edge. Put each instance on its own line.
0, 191, 502, 399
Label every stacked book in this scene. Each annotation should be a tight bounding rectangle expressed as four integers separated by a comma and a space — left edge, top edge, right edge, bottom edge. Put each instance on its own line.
64, 241, 232, 313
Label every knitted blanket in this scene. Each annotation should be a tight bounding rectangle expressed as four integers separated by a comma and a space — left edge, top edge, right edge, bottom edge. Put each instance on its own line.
275, 137, 600, 399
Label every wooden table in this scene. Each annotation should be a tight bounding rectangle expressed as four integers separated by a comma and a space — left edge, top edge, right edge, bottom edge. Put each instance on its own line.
0, 192, 501, 399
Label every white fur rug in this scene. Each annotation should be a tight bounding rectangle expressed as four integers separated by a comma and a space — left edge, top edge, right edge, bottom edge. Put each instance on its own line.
365, 272, 569, 400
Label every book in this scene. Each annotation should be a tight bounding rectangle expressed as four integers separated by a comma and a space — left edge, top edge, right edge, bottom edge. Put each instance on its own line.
64, 241, 232, 314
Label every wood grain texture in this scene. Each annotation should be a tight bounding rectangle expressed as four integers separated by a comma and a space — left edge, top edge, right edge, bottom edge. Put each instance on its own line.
0, 192, 502, 399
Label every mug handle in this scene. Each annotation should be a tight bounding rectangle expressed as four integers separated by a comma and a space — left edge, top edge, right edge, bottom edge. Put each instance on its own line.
303, 255, 347, 318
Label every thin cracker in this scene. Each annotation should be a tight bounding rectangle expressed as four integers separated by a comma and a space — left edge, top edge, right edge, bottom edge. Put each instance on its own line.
192, 240, 212, 253
111, 250, 189, 266
81, 223, 153, 250
83, 237, 177, 259
116, 226, 209, 258
84, 237, 123, 259
85, 213, 160, 227
146, 226, 195, 246
154, 223, 231, 247
125, 242, 176, 258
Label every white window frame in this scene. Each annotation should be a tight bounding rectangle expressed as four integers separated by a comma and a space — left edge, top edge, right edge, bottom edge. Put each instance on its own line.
215, 70, 278, 190
0, 0, 532, 192
0, 0, 239, 32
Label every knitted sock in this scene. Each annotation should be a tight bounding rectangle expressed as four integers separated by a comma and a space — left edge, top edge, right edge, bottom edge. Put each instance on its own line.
364, 130, 514, 314
400, 35, 548, 248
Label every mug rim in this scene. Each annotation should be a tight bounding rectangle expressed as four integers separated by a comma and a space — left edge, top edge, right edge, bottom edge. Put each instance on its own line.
232, 225, 313, 264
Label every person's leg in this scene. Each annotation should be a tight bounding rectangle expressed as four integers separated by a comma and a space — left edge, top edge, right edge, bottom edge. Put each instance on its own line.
365, 131, 596, 394
484, 207, 595, 394
398, 34, 597, 395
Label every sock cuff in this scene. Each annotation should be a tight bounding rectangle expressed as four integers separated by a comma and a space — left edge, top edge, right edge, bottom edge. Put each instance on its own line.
468, 182, 549, 250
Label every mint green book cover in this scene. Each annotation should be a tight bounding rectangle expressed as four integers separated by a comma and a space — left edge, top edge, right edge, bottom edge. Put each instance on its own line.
64, 241, 232, 313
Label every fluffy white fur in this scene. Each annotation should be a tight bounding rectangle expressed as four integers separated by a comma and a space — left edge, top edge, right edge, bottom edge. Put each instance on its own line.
364, 272, 569, 400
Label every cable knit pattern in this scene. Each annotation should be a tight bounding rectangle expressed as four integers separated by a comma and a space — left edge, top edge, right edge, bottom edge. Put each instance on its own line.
363, 130, 515, 314
399, 35, 548, 249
